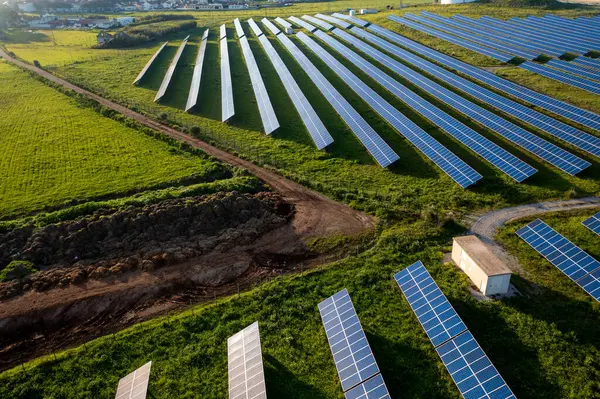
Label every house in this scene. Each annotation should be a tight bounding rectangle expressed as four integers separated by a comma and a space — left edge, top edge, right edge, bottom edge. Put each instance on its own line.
17, 2, 36, 12
115, 17, 135, 26
228, 3, 245, 9
451, 235, 512, 296
97, 31, 113, 44
440, 0, 476, 4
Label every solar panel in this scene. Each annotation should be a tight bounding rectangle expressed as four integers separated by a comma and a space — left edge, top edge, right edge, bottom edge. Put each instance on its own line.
278, 33, 399, 168
115, 361, 152, 399
220, 24, 227, 40
303, 31, 483, 187
332, 13, 370, 27
227, 322, 267, 399
344, 374, 391, 399
317, 30, 534, 183
315, 13, 352, 29
437, 331, 516, 399
583, 211, 600, 236
220, 29, 235, 122
133, 41, 168, 85
302, 15, 334, 31
185, 30, 209, 112
368, 21, 600, 132
346, 27, 600, 161
261, 18, 281, 35
404, 12, 539, 60
274, 17, 292, 29
239, 36, 279, 134
546, 59, 600, 81
572, 56, 600, 71
394, 261, 467, 347
233, 18, 245, 38
252, 25, 333, 149
248, 18, 264, 37
318, 289, 389, 395
288, 16, 317, 32
517, 219, 600, 301
522, 17, 598, 52
389, 15, 513, 63
520, 61, 600, 95
154, 38, 188, 102
338, 28, 591, 175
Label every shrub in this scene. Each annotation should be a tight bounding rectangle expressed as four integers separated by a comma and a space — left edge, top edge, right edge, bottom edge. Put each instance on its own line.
0, 260, 38, 282
191, 126, 200, 135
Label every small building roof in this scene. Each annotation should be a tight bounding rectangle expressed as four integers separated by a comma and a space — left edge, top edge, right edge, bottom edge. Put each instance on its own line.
453, 235, 512, 276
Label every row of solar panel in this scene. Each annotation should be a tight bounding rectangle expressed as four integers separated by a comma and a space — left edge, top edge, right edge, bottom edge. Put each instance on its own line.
386, 14, 600, 94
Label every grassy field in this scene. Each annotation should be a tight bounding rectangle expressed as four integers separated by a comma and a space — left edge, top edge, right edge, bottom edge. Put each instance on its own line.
1, 2, 600, 398
0, 60, 232, 218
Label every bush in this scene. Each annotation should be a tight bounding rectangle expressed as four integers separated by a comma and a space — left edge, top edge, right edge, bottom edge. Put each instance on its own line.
0, 260, 38, 282
33, 60, 41, 68
191, 126, 200, 135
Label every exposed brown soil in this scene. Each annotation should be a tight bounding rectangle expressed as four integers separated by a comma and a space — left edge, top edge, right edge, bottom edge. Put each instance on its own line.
0, 50, 376, 372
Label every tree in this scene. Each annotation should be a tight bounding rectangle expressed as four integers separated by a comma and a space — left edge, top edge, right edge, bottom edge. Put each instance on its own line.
0, 6, 19, 30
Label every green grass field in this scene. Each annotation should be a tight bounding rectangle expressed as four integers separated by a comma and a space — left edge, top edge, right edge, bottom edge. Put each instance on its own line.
2, 2, 600, 398
0, 60, 231, 218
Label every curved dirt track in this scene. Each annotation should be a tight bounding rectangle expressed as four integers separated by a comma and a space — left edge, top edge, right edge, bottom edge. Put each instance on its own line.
468, 196, 600, 273
0, 49, 375, 238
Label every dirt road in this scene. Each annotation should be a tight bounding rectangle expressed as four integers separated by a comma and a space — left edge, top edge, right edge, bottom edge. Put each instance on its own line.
0, 49, 375, 238
468, 197, 600, 272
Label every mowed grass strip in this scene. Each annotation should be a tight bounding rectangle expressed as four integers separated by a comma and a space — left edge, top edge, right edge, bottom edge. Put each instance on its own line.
0, 61, 224, 217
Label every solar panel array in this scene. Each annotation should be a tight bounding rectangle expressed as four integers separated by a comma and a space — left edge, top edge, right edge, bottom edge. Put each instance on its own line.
336, 28, 590, 175
583, 211, 600, 236
227, 322, 267, 399
332, 13, 370, 27
278, 33, 399, 168
315, 13, 352, 29
220, 24, 227, 40
233, 18, 245, 38
274, 17, 292, 29
547, 59, 600, 81
185, 30, 209, 112
302, 15, 334, 31
115, 361, 152, 399
520, 61, 600, 95
315, 30, 534, 182
154, 36, 189, 102
252, 21, 333, 149
394, 261, 516, 399
364, 20, 600, 131
133, 41, 168, 85
303, 31, 482, 187
239, 35, 279, 134
344, 374, 390, 399
344, 27, 600, 161
517, 219, 600, 301
261, 17, 281, 35
288, 16, 317, 32
220, 27, 235, 122
248, 18, 264, 37
318, 289, 391, 398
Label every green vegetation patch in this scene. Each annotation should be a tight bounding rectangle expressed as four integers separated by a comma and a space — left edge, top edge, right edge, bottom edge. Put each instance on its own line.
0, 260, 37, 282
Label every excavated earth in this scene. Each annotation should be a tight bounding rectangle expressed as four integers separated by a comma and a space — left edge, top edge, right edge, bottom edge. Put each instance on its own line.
0, 191, 339, 370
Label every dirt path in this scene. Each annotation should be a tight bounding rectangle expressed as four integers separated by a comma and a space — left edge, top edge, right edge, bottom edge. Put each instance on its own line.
0, 49, 375, 238
467, 197, 600, 273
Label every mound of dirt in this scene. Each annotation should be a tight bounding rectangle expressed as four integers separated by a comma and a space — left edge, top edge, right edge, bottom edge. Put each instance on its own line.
0, 191, 293, 300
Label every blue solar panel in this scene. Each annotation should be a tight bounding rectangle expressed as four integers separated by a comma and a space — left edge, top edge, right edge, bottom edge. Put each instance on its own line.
346, 27, 600, 161
403, 13, 539, 60
523, 17, 600, 52
277, 33, 399, 168
302, 31, 481, 187
394, 261, 467, 347
572, 56, 600, 71
388, 15, 514, 63
318, 289, 384, 392
344, 374, 390, 399
336, 28, 590, 175
516, 219, 600, 301
315, 30, 535, 182
252, 22, 332, 149
520, 61, 600, 95
583, 212, 600, 236
546, 59, 600, 81
437, 331, 516, 399
370, 21, 600, 131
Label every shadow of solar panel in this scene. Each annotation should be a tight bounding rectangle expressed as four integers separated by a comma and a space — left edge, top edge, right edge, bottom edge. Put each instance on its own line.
288, 16, 317, 32
315, 13, 352, 29
517, 219, 600, 301
364, 22, 600, 132
318, 289, 382, 392
436, 331, 516, 399
133, 42, 168, 85
344, 374, 390, 399
227, 322, 267, 399
115, 361, 151, 399
394, 261, 467, 347
583, 211, 600, 236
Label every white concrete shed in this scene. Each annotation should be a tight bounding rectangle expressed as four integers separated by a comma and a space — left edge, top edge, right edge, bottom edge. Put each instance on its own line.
452, 235, 512, 296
